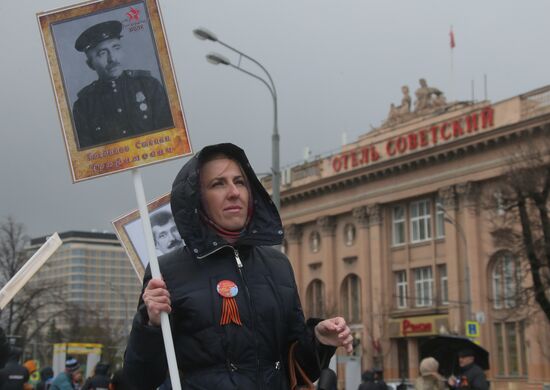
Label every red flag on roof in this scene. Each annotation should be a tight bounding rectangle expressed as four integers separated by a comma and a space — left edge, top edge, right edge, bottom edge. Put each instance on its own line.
450, 27, 456, 49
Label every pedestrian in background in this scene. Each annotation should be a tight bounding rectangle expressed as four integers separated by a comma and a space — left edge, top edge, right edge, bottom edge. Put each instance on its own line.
448, 349, 488, 390
414, 357, 445, 390
35, 367, 53, 390
81, 363, 109, 390
50, 357, 81, 390
0, 347, 29, 390
357, 370, 388, 390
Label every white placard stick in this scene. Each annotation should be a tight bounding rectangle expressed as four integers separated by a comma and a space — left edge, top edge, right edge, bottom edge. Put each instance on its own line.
132, 169, 181, 390
0, 232, 62, 310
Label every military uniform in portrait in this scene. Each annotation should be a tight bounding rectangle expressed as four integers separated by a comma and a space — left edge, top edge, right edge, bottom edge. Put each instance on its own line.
72, 20, 173, 149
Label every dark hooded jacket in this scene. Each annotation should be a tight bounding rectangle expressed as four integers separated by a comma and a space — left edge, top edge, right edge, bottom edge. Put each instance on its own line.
0, 348, 29, 390
124, 143, 335, 390
455, 362, 488, 390
82, 363, 110, 390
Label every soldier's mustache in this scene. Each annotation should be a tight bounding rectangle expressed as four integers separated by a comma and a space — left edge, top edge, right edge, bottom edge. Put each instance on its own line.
168, 240, 181, 249
106, 62, 121, 71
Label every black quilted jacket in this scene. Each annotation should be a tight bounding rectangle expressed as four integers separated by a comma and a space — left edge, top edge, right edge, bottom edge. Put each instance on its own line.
124, 143, 335, 389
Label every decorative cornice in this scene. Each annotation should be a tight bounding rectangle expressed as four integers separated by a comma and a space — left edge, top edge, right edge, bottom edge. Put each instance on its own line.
352, 206, 369, 228
285, 224, 303, 243
316, 216, 337, 236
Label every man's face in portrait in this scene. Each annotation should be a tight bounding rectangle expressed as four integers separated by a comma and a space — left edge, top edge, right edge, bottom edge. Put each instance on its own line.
86, 38, 124, 81
152, 220, 183, 254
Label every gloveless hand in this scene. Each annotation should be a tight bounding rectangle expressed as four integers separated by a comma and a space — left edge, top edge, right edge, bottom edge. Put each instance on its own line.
314, 317, 353, 353
142, 278, 171, 326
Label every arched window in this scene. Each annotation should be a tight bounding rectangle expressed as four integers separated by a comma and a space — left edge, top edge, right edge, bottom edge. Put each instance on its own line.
492, 251, 519, 309
309, 231, 321, 253
306, 279, 325, 318
341, 274, 361, 324
344, 223, 356, 246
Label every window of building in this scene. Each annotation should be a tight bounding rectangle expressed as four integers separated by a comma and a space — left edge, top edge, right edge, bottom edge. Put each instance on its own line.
71, 266, 86, 274
435, 200, 445, 238
410, 199, 431, 243
492, 251, 518, 309
395, 271, 408, 309
341, 274, 361, 324
414, 267, 433, 307
343, 223, 356, 246
438, 264, 448, 305
310, 231, 321, 253
392, 205, 406, 246
306, 279, 325, 318
72, 257, 86, 265
493, 321, 527, 377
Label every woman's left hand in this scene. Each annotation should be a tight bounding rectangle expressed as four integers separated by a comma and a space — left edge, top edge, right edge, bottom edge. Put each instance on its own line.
314, 317, 353, 353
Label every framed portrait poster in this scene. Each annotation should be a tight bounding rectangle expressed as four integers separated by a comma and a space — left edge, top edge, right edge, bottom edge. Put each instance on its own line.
38, 0, 192, 182
112, 192, 183, 280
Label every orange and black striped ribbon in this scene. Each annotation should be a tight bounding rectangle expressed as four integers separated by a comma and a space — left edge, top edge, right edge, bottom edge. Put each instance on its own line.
220, 297, 242, 326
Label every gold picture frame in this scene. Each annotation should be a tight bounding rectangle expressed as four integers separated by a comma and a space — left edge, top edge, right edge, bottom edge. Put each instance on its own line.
38, 0, 192, 182
112, 192, 183, 280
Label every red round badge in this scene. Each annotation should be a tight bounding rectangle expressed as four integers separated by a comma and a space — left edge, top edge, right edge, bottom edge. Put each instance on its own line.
217, 280, 238, 298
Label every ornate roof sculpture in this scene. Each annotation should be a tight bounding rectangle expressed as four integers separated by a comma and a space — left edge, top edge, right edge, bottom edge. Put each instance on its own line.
382, 78, 448, 128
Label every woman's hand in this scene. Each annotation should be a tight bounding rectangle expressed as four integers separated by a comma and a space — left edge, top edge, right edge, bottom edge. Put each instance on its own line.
314, 317, 353, 353
142, 278, 171, 326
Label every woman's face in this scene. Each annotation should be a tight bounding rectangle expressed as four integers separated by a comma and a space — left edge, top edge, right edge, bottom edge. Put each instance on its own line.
200, 157, 249, 231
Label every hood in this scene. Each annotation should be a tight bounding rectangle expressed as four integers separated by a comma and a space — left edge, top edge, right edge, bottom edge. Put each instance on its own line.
171, 143, 283, 258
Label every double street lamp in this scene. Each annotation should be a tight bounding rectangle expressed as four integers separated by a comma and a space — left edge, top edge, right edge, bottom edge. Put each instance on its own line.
193, 27, 280, 210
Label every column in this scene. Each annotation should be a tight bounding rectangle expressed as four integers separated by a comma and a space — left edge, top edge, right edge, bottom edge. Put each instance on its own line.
456, 182, 481, 324
352, 205, 371, 369
316, 215, 337, 310
438, 185, 462, 333
366, 203, 386, 370
285, 224, 304, 297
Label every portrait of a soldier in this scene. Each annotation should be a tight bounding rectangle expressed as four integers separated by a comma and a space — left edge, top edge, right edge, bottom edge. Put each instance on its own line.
72, 20, 173, 149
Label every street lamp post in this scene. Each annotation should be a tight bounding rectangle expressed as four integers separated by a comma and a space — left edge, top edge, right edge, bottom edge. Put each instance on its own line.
437, 203, 472, 322
194, 27, 280, 210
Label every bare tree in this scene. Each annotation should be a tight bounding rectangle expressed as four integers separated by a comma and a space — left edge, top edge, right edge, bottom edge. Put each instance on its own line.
488, 139, 550, 323
0, 217, 67, 355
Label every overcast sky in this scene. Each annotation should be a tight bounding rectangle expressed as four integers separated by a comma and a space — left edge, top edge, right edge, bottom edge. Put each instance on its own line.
1, 0, 549, 238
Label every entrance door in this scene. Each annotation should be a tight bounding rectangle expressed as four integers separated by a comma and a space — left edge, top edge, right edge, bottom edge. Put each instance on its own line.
397, 338, 408, 379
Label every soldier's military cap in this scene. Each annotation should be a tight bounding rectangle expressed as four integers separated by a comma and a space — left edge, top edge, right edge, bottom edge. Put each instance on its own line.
75, 20, 123, 52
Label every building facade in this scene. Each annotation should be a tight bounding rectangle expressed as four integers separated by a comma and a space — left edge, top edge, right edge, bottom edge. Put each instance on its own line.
29, 231, 141, 340
268, 85, 550, 389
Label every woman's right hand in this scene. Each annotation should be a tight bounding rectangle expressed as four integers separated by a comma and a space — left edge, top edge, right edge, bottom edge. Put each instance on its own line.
142, 278, 171, 326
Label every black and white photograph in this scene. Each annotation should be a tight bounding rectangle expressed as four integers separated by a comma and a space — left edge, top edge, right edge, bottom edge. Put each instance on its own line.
112, 193, 183, 279
50, 2, 173, 149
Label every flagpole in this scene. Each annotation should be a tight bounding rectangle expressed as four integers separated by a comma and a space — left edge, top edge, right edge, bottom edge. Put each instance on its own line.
450, 26, 455, 101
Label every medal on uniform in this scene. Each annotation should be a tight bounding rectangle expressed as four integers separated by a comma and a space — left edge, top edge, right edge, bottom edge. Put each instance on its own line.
136, 91, 146, 102
136, 92, 147, 111
217, 280, 242, 326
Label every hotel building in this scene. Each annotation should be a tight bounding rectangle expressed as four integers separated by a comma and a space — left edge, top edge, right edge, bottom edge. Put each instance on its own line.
267, 84, 550, 389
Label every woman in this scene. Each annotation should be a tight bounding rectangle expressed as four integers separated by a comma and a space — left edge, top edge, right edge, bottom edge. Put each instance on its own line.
124, 143, 353, 389
414, 357, 446, 390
